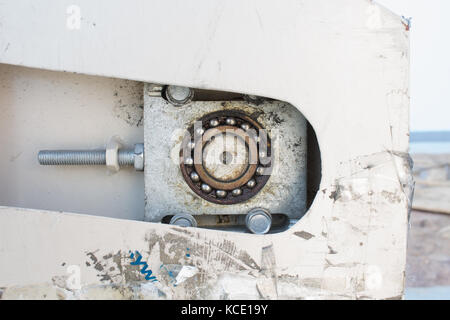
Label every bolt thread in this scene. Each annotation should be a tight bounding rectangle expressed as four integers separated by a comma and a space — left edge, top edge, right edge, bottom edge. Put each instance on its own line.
38, 149, 134, 166
118, 150, 135, 166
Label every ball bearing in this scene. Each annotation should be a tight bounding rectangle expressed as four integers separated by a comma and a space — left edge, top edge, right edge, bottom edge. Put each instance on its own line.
247, 179, 256, 188
180, 110, 272, 205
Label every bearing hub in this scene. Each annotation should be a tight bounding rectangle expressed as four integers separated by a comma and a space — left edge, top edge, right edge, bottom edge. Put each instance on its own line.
180, 111, 272, 205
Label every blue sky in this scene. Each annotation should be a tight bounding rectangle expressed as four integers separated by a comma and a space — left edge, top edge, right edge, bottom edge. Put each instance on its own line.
377, 0, 450, 132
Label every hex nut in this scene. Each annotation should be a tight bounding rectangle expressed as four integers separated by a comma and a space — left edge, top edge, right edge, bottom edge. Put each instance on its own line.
106, 136, 122, 173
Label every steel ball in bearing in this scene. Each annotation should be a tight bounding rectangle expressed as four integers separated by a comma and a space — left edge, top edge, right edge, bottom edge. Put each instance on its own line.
232, 188, 242, 196
226, 118, 236, 125
216, 190, 227, 198
247, 179, 256, 188
190, 171, 200, 182
201, 183, 212, 193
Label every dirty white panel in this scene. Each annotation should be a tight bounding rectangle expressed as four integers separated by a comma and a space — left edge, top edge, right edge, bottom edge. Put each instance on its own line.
0, 0, 410, 300
0, 64, 144, 220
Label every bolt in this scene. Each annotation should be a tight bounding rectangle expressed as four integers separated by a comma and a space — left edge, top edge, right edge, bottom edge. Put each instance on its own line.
133, 143, 144, 171
245, 208, 272, 234
169, 213, 197, 228
38, 143, 144, 171
165, 85, 194, 106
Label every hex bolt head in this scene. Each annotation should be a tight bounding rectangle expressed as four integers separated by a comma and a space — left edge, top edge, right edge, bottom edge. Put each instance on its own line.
245, 208, 272, 234
133, 143, 144, 171
165, 85, 194, 106
169, 213, 198, 228
184, 157, 194, 166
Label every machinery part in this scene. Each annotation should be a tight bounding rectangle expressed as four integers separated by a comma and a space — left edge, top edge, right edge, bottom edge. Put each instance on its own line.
245, 208, 272, 234
106, 136, 122, 172
133, 143, 145, 171
169, 213, 197, 228
180, 110, 272, 205
144, 96, 307, 222
38, 143, 144, 171
164, 85, 194, 106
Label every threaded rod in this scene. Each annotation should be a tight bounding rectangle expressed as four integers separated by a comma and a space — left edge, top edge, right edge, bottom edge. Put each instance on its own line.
38, 149, 135, 166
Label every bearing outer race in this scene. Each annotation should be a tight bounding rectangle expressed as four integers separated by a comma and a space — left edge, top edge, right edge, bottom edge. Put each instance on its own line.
179, 110, 272, 205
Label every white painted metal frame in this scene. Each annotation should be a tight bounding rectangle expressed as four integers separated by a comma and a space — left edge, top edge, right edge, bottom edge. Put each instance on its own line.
0, 0, 410, 299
